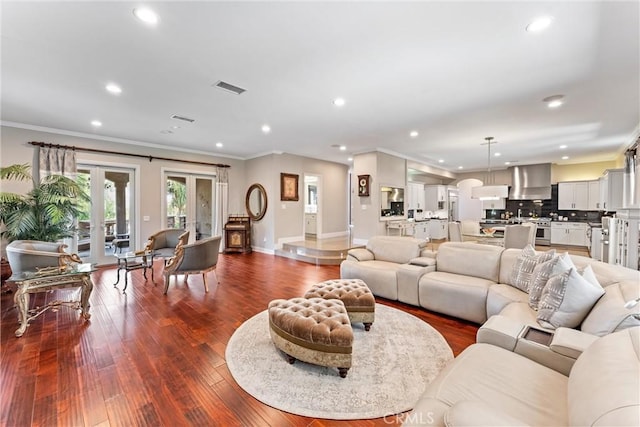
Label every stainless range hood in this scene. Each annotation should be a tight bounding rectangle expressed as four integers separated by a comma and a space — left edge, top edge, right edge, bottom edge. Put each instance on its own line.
509, 164, 552, 200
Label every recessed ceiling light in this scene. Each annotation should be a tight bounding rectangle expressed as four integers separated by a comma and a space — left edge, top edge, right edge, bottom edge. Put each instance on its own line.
438, 159, 444, 163
543, 94, 564, 108
526, 16, 553, 33
333, 98, 346, 107
261, 124, 271, 134
562, 155, 569, 160
339, 145, 347, 151
494, 152, 501, 157
559, 144, 567, 149
216, 142, 223, 148
91, 120, 102, 127
170, 125, 181, 130
133, 7, 159, 25
105, 83, 122, 94
347, 157, 353, 162
409, 131, 419, 138
504, 161, 511, 165
458, 166, 464, 170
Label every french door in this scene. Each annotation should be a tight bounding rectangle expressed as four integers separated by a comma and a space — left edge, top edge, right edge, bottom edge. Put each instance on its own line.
163, 171, 216, 242
75, 164, 136, 265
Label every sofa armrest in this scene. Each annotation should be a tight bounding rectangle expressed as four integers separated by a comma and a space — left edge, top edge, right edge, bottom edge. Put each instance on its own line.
346, 248, 374, 262
409, 256, 436, 267
445, 400, 531, 427
549, 327, 599, 359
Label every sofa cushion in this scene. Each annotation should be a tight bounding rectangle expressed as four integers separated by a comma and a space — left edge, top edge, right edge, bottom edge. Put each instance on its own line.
365, 236, 425, 264
487, 284, 529, 318
409, 343, 568, 426
498, 302, 551, 330
435, 242, 503, 282
537, 267, 605, 329
568, 328, 640, 427
419, 272, 494, 324
340, 260, 399, 300
509, 245, 555, 292
581, 281, 640, 336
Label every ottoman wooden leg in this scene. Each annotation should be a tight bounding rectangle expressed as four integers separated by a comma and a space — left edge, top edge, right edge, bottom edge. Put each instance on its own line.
285, 353, 296, 364
338, 367, 349, 378
364, 322, 372, 331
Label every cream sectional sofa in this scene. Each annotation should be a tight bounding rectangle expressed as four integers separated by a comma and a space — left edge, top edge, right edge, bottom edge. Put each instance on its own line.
342, 239, 640, 426
342, 240, 640, 336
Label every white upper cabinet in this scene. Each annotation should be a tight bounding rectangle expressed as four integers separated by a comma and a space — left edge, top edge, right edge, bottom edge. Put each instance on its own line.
587, 180, 601, 210
600, 169, 624, 211
558, 181, 590, 210
407, 182, 425, 211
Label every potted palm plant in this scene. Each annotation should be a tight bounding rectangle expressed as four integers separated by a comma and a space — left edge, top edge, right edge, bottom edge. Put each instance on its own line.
0, 163, 89, 242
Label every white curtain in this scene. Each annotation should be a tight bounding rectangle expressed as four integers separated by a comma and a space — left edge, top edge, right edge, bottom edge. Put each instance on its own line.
214, 167, 229, 251
37, 146, 77, 180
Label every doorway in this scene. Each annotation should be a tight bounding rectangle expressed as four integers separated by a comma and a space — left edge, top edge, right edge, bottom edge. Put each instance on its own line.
75, 164, 136, 265
304, 174, 321, 238
163, 171, 216, 242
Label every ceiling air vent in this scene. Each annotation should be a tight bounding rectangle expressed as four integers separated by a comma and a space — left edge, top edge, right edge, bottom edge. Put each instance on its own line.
213, 80, 246, 95
170, 114, 195, 123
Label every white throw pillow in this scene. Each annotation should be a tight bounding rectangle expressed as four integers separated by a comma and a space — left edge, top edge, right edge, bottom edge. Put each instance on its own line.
537, 267, 605, 329
510, 245, 555, 293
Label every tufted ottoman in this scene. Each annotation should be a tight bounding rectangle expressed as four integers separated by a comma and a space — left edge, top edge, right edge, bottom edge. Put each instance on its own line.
268, 298, 353, 378
304, 279, 376, 331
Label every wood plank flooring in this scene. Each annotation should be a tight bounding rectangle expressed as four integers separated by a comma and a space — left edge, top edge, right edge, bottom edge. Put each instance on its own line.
1, 252, 478, 426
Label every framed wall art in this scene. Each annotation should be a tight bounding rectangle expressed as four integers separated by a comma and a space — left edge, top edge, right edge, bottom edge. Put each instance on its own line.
280, 173, 299, 201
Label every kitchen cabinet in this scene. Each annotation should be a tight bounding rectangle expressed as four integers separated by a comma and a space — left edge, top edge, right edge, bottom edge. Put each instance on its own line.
413, 221, 430, 240
407, 182, 425, 211
424, 185, 447, 211
428, 219, 448, 240
483, 198, 506, 210
558, 181, 590, 210
599, 169, 624, 211
305, 213, 317, 235
550, 222, 588, 246
587, 180, 601, 210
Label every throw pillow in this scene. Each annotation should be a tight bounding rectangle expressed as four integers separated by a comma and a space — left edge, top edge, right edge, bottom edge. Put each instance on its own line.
537, 267, 605, 329
528, 252, 580, 310
510, 245, 556, 293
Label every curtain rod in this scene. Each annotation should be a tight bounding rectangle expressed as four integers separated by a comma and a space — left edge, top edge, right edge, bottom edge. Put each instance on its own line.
28, 141, 231, 168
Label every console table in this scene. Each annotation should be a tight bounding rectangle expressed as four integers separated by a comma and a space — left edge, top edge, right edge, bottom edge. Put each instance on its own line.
9, 263, 95, 337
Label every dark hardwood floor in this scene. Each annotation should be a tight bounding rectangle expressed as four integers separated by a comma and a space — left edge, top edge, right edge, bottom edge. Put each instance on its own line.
0, 252, 478, 426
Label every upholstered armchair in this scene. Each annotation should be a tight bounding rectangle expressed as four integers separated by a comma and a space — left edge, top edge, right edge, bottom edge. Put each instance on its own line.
144, 229, 190, 260
6, 240, 82, 274
163, 235, 222, 294
448, 222, 462, 242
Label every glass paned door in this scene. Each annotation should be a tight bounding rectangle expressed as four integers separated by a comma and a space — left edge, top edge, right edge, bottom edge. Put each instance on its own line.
76, 165, 135, 265
164, 173, 215, 241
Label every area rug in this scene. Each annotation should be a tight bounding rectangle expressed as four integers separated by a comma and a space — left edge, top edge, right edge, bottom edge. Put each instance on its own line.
225, 303, 453, 419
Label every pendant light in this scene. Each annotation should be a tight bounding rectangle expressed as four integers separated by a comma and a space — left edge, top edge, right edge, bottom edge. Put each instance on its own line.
471, 137, 509, 200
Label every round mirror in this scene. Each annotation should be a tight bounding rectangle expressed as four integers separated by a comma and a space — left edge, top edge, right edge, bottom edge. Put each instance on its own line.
245, 183, 267, 221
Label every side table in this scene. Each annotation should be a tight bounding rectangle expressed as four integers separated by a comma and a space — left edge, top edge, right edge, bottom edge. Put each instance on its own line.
113, 250, 154, 293
9, 263, 95, 337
